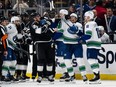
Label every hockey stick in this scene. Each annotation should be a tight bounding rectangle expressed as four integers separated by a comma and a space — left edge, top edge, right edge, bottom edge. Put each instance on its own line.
8, 40, 31, 62
104, 14, 110, 33
48, 0, 55, 11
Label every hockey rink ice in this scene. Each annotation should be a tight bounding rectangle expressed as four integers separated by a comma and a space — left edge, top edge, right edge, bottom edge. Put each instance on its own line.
0, 80, 116, 87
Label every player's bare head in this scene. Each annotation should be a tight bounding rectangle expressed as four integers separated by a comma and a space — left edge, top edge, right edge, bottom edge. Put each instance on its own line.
92, 9, 97, 17
84, 11, 94, 22
0, 16, 9, 26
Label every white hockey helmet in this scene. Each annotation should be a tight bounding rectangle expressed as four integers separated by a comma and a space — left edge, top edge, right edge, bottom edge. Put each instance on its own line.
70, 13, 78, 18
84, 11, 94, 19
99, 26, 104, 31
11, 16, 20, 23
59, 9, 68, 15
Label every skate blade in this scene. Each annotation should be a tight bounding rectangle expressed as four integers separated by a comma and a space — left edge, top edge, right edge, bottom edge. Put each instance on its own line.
83, 80, 89, 84
59, 79, 65, 82
37, 81, 54, 85
2, 81, 11, 84
89, 80, 101, 84
49, 81, 54, 84
65, 80, 76, 84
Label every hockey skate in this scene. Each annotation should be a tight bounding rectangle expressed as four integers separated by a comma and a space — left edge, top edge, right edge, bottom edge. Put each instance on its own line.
20, 76, 30, 82
65, 75, 75, 82
10, 75, 19, 83
47, 75, 54, 83
3, 77, 11, 84
82, 75, 88, 84
59, 72, 69, 82
89, 72, 101, 84
37, 76, 43, 83
32, 76, 36, 81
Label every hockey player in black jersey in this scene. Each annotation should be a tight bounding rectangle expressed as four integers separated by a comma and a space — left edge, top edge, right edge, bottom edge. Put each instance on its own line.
29, 12, 55, 83
15, 13, 30, 81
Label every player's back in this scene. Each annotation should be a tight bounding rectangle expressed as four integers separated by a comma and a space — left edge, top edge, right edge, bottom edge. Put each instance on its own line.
84, 21, 101, 49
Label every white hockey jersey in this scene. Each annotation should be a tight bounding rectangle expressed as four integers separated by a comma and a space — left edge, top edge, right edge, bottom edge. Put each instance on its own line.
84, 21, 101, 49
63, 20, 83, 44
56, 19, 65, 41
6, 23, 18, 49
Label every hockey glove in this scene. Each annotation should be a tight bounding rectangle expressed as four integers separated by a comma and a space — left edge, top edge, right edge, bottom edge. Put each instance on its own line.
67, 25, 79, 34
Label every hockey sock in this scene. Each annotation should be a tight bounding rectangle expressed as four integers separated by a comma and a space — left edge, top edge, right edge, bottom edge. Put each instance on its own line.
9, 61, 16, 76
2, 61, 10, 77
64, 59, 74, 76
46, 65, 53, 76
58, 57, 67, 73
22, 70, 26, 77
76, 58, 86, 76
88, 59, 100, 74
37, 65, 43, 77
2, 65, 9, 77
16, 70, 21, 77
9, 66, 16, 76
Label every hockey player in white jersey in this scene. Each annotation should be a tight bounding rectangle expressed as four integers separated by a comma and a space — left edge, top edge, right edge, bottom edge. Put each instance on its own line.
61, 13, 87, 82
99, 26, 111, 43
2, 16, 22, 82
55, 9, 68, 81
78, 11, 101, 84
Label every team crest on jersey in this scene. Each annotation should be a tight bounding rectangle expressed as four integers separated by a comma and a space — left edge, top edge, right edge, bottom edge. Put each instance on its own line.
86, 25, 89, 28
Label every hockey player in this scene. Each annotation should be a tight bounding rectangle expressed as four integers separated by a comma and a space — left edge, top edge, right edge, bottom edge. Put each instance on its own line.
61, 13, 87, 82
2, 16, 22, 82
15, 13, 30, 81
99, 26, 111, 43
0, 16, 9, 82
54, 9, 69, 82
78, 11, 101, 84
29, 12, 55, 83
41, 10, 60, 80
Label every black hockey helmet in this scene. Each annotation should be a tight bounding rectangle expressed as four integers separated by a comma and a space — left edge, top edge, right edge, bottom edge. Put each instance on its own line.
48, 10, 56, 18
11, 11, 20, 16
0, 16, 8, 23
30, 12, 41, 18
21, 12, 29, 17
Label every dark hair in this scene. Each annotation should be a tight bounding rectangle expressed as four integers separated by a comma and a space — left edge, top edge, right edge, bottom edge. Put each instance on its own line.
0, 16, 8, 23
96, 0, 103, 6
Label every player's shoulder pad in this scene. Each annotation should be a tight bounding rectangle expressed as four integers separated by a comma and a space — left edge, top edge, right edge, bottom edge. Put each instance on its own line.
86, 21, 97, 28
75, 22, 82, 28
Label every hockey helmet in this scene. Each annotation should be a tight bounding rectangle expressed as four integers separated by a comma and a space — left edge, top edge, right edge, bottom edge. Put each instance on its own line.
0, 16, 8, 23
30, 12, 41, 18
84, 11, 94, 19
11, 11, 19, 16
70, 13, 78, 18
59, 9, 68, 15
11, 16, 20, 23
99, 26, 104, 31
21, 12, 29, 17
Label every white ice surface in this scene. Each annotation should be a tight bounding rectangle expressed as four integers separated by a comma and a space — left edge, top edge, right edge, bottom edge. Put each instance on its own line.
0, 80, 116, 87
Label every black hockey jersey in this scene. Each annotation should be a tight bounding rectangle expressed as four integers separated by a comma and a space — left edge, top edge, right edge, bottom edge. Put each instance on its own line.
29, 20, 53, 42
